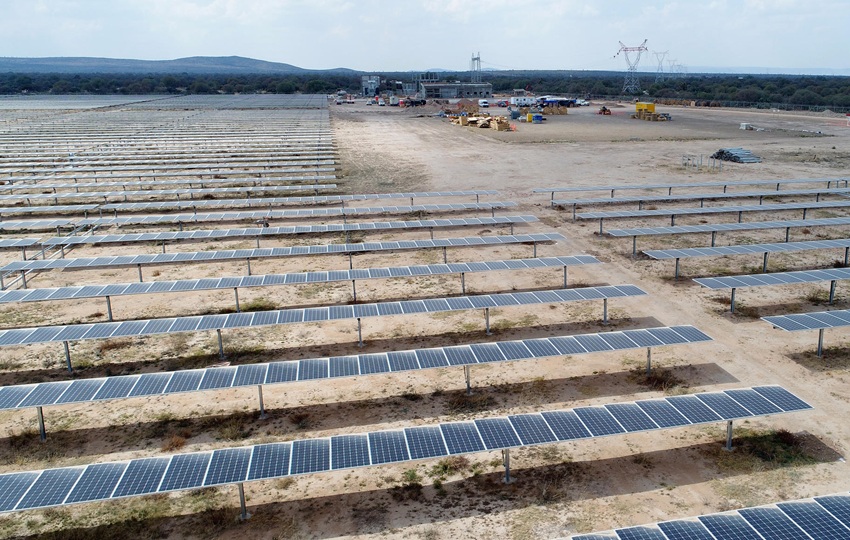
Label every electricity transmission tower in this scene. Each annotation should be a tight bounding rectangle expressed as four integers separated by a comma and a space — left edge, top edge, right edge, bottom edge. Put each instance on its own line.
470, 52, 482, 83
614, 39, 648, 94
654, 51, 668, 83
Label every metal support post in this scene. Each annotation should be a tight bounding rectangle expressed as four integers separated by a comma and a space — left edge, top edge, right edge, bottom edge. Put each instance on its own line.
817, 328, 825, 357
730, 288, 737, 313
443, 247, 447, 264
674, 258, 680, 280
725, 420, 734, 451
484, 308, 492, 335
246, 259, 252, 276
671, 215, 676, 226
137, 265, 143, 282
257, 385, 266, 419
238, 483, 251, 520
829, 280, 837, 304
599, 219, 604, 235
234, 288, 241, 312
785, 227, 790, 243
602, 298, 608, 324
632, 236, 637, 256
711, 231, 717, 247
563, 266, 568, 289
510, 223, 514, 235
762, 252, 769, 272
348, 253, 353, 269
20, 247, 26, 261
20, 270, 27, 289
429, 228, 434, 240
161, 243, 166, 254
64, 341, 72, 372
37, 407, 46, 442
217, 329, 224, 359
646, 348, 652, 375
60, 246, 65, 258
256, 238, 260, 249
737, 211, 743, 223
464, 365, 472, 395
844, 247, 849, 267
352, 280, 357, 303
802, 208, 808, 219
502, 449, 514, 484
357, 318, 363, 347
532, 242, 537, 258
106, 296, 113, 321
461, 272, 466, 294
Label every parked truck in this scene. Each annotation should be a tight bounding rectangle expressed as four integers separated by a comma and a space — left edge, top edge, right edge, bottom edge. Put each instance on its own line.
509, 96, 537, 107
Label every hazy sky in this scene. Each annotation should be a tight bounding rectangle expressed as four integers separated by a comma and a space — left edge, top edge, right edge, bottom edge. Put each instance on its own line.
3, 0, 848, 73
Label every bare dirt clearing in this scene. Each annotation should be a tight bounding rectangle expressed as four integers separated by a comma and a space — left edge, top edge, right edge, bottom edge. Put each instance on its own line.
1, 100, 849, 539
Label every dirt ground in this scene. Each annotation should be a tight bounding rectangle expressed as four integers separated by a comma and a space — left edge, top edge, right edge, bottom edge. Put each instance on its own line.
0, 98, 849, 539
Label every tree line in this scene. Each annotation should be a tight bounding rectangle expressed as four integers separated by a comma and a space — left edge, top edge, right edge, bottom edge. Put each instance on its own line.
1, 72, 849, 111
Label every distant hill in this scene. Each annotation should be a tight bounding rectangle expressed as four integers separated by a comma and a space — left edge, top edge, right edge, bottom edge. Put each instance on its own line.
0, 56, 359, 74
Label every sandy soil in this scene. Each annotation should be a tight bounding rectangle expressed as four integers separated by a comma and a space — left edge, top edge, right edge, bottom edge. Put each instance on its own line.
0, 99, 849, 540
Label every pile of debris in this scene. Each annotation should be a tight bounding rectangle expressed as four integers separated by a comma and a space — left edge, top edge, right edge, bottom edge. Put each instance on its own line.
451, 114, 512, 131
711, 148, 762, 163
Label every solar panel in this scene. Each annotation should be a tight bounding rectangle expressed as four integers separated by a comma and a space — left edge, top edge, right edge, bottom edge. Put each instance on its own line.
650, 239, 850, 263
290, 439, 330, 474
607, 217, 850, 238
777, 501, 850, 538
814, 495, 850, 528
577, 200, 850, 221
404, 426, 448, 460
440, 422, 486, 454
0, 283, 639, 349
697, 514, 764, 540
0, 232, 562, 274
604, 403, 659, 432
247, 443, 291, 481
204, 448, 252, 486
572, 407, 625, 436
738, 507, 812, 540
664, 396, 723, 423
0, 473, 39, 511
615, 526, 668, 540
552, 186, 850, 208
534, 177, 849, 195
367, 431, 410, 464
331, 435, 370, 470
473, 418, 521, 449
656, 520, 716, 540
0, 326, 712, 414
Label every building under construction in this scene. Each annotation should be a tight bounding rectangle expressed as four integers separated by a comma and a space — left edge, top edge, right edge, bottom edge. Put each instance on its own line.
418, 81, 492, 99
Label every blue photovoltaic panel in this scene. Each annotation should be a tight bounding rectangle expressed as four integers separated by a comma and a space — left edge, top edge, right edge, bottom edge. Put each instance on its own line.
359, 354, 390, 374
0, 386, 36, 409
504, 412, 559, 446
723, 389, 782, 415
738, 507, 812, 540
573, 407, 625, 436
635, 400, 691, 428
540, 410, 592, 441
404, 426, 448, 460
329, 356, 359, 377
698, 514, 764, 540
604, 403, 658, 432
572, 535, 618, 540
665, 395, 723, 424
368, 431, 410, 464
753, 386, 813, 412
657, 520, 716, 540
474, 418, 521, 449
15, 468, 83, 510
93, 375, 140, 400
159, 453, 211, 492
266, 361, 299, 384
777, 501, 850, 539
204, 448, 252, 486
55, 379, 105, 404
331, 435, 370, 470
298, 359, 328, 380
18, 382, 73, 408
129, 373, 172, 397
199, 367, 237, 390
615, 526, 668, 540
0, 473, 38, 511
247, 443, 291, 481
814, 495, 850, 528
387, 351, 419, 371
112, 457, 170, 497
441, 422, 485, 454
164, 370, 204, 394
65, 463, 128, 503
695, 393, 753, 420
233, 364, 268, 387
290, 439, 330, 475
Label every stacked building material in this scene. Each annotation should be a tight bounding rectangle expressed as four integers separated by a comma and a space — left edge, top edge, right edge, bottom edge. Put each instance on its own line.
711, 147, 762, 163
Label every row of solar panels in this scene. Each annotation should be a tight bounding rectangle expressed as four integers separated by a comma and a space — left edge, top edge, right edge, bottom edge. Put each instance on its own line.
695, 267, 850, 290
0, 202, 518, 230
40, 216, 538, 247
0, 255, 595, 305
534, 177, 849, 195
0, 326, 708, 411
577, 200, 850, 220
0, 238, 40, 249
0, 284, 643, 347
2, 166, 336, 184
764, 309, 850, 332
553, 185, 850, 206
607, 216, 850, 238
1, 232, 562, 273
0, 185, 338, 201
567, 493, 850, 540
0, 152, 338, 173
0, 174, 338, 192
0, 204, 100, 216
0, 386, 811, 513
643, 238, 850, 260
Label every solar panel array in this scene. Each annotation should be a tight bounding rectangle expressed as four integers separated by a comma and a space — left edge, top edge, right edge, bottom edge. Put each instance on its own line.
695, 268, 850, 291
534, 177, 849, 195
0, 185, 338, 202
643, 238, 850, 260
0, 220, 75, 231
0, 326, 709, 411
0, 204, 100, 216
0, 233, 563, 273
763, 309, 850, 332
567, 492, 850, 540
0, 386, 811, 513
0, 255, 596, 305
0, 239, 40, 249
0, 284, 644, 348
40, 216, 538, 247
552, 186, 850, 207
577, 200, 850, 220
0, 174, 338, 191
606, 217, 850, 238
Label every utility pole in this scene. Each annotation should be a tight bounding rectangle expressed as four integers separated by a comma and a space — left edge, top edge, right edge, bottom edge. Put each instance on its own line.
614, 40, 649, 94
654, 51, 668, 83
470, 52, 482, 83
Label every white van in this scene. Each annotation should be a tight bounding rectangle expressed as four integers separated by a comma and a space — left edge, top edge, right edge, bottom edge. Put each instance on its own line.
478, 99, 489, 108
